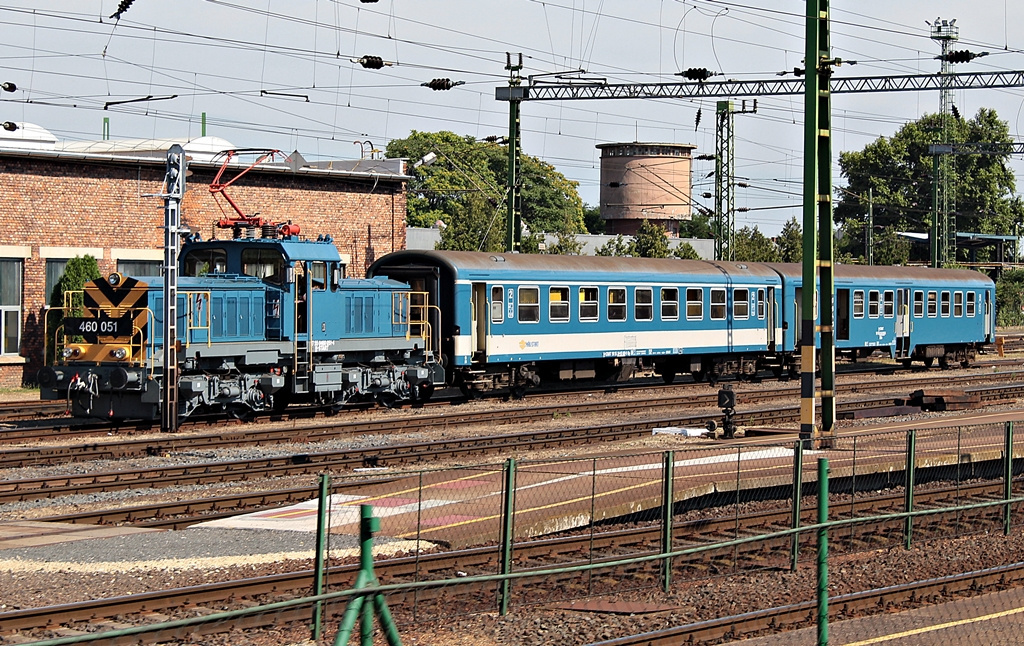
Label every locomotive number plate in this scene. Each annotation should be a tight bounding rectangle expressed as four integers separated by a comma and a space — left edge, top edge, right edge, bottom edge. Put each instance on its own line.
63, 316, 132, 336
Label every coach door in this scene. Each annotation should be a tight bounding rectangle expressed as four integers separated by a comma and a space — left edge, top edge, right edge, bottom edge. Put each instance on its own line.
766, 287, 778, 352
472, 283, 487, 360
895, 288, 911, 359
985, 291, 993, 341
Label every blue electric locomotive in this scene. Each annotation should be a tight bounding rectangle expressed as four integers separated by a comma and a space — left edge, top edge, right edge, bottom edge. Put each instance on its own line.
39, 224, 444, 420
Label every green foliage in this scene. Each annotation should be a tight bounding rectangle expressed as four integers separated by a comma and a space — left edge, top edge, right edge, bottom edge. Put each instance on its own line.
777, 217, 803, 263
672, 242, 701, 260
548, 230, 584, 256
436, 193, 505, 252
733, 226, 781, 262
582, 203, 604, 234
631, 220, 671, 258
996, 270, 1024, 326
874, 226, 912, 266
595, 235, 635, 257
679, 213, 714, 239
519, 231, 544, 255
836, 108, 1024, 263
386, 130, 585, 235
46, 255, 101, 364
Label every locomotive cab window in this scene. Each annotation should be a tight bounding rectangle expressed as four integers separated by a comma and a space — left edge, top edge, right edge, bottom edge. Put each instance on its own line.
853, 290, 864, 319
710, 289, 726, 320
685, 288, 701, 320
940, 291, 950, 317
310, 261, 327, 291
580, 287, 599, 322
634, 288, 653, 321
927, 291, 937, 317
518, 286, 540, 323
883, 291, 894, 318
241, 248, 285, 285
490, 286, 504, 324
184, 248, 227, 277
608, 288, 627, 322
733, 288, 749, 319
661, 287, 679, 321
967, 292, 976, 317
868, 291, 880, 318
913, 291, 924, 317
549, 286, 570, 323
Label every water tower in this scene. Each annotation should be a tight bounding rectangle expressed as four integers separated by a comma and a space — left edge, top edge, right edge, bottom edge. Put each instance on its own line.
597, 142, 696, 236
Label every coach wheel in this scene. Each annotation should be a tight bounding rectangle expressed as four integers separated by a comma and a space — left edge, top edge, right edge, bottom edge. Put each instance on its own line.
509, 384, 528, 400
661, 370, 676, 385
923, 357, 934, 368
939, 357, 950, 370
900, 359, 913, 369
692, 369, 706, 383
771, 366, 784, 380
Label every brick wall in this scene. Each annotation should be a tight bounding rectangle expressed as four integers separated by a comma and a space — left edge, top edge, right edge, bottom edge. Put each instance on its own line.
0, 153, 406, 385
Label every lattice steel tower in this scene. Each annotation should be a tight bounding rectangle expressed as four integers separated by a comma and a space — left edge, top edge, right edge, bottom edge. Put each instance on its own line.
931, 17, 958, 265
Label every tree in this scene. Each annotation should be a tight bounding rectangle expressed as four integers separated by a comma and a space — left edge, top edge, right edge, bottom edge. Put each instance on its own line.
548, 230, 584, 256
733, 226, 781, 262
631, 220, 671, 258
436, 193, 505, 252
582, 203, 604, 234
874, 225, 911, 266
672, 242, 701, 260
777, 217, 803, 263
595, 235, 634, 257
836, 108, 1024, 263
46, 255, 101, 364
678, 213, 714, 239
996, 270, 1024, 327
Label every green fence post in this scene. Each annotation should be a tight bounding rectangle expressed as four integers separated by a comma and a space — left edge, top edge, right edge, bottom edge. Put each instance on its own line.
1005, 421, 1015, 535
904, 429, 916, 550
498, 457, 516, 616
662, 450, 675, 592
312, 473, 332, 640
816, 457, 829, 646
791, 440, 803, 571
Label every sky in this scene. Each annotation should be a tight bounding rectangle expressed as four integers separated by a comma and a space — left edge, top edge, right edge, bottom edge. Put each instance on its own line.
2, 1, 1023, 236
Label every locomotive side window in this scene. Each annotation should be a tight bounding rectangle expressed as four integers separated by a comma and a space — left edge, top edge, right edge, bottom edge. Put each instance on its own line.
241, 248, 284, 285
757, 288, 766, 319
853, 290, 864, 318
330, 262, 341, 291
661, 288, 679, 321
733, 288, 749, 319
710, 289, 726, 320
913, 291, 924, 317
310, 261, 327, 291
868, 291, 880, 318
184, 248, 227, 277
927, 291, 937, 317
954, 291, 963, 317
967, 291, 976, 317
940, 291, 950, 317
883, 291, 894, 318
549, 287, 570, 323
518, 286, 540, 323
490, 286, 504, 324
607, 288, 627, 321
685, 288, 701, 320
580, 287, 599, 322
634, 288, 653, 321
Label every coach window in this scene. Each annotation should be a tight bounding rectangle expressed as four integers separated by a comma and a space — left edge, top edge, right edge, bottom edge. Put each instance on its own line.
913, 291, 924, 317
242, 248, 285, 285
940, 291, 951, 317
757, 288, 766, 319
685, 288, 702, 320
490, 286, 504, 324
868, 291, 880, 318
967, 291, 976, 317
310, 261, 327, 291
549, 287, 570, 323
661, 287, 679, 321
608, 288, 627, 321
883, 291, 894, 318
0, 260, 21, 355
853, 290, 864, 319
580, 287, 599, 322
927, 291, 937, 317
634, 288, 653, 321
954, 291, 964, 317
518, 287, 540, 323
733, 288, 749, 319
710, 288, 726, 320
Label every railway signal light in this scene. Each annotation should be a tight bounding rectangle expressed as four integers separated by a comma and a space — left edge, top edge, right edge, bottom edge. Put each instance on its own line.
422, 78, 464, 91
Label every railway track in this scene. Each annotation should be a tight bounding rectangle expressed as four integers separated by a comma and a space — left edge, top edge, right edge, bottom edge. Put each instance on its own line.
1, 477, 1015, 641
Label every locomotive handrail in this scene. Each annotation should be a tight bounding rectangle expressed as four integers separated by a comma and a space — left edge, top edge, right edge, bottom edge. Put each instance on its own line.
395, 291, 440, 360
183, 291, 212, 348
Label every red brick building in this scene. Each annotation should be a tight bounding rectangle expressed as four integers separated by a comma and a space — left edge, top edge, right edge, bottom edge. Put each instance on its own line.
0, 130, 408, 386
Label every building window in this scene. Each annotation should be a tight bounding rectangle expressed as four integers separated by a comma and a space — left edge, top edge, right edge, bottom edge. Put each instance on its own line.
661, 287, 679, 321
954, 291, 963, 317
580, 287, 599, 322
45, 259, 68, 304
608, 288, 627, 321
685, 288, 702, 320
927, 291, 937, 317
913, 291, 924, 317
733, 288, 749, 319
116, 260, 161, 277
710, 288, 726, 320
883, 291, 894, 318
491, 286, 504, 324
868, 290, 880, 318
853, 290, 864, 318
634, 288, 653, 321
940, 291, 950, 317
0, 260, 21, 355
967, 292, 976, 317
549, 287, 570, 322
518, 287, 539, 323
